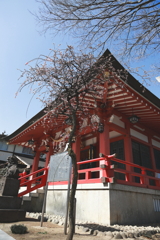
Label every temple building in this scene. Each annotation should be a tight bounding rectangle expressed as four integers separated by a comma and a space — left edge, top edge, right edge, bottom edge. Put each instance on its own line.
6, 50, 160, 225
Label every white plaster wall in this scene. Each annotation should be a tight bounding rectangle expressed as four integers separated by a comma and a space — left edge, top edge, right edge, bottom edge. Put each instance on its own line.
14, 145, 23, 153
0, 151, 12, 161
46, 190, 68, 216
7, 145, 15, 151
46, 188, 110, 225
130, 128, 148, 142
152, 139, 160, 148
76, 189, 110, 224
111, 115, 125, 128
7, 144, 23, 152
84, 137, 97, 146
109, 184, 160, 225
109, 131, 122, 139
46, 183, 160, 225
154, 135, 160, 141
0, 144, 24, 161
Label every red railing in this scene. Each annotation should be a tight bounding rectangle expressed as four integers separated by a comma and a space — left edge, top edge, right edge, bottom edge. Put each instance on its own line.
18, 154, 160, 197
77, 154, 160, 190
18, 167, 48, 197
77, 157, 103, 184
76, 154, 115, 184
102, 154, 160, 190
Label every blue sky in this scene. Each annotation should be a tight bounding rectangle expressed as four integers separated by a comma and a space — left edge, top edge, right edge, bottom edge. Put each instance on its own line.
0, 0, 72, 135
0, 1, 159, 136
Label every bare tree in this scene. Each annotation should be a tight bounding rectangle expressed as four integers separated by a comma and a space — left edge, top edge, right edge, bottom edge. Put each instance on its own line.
36, 0, 160, 67
17, 46, 126, 240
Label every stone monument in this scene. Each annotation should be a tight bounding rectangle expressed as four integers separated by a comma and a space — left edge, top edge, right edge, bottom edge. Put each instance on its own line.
0, 155, 26, 222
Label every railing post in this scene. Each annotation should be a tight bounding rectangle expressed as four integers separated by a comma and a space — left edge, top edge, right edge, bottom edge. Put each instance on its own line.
125, 172, 131, 183
155, 177, 160, 188
140, 168, 148, 186
100, 156, 114, 183
100, 163, 107, 183
86, 171, 91, 180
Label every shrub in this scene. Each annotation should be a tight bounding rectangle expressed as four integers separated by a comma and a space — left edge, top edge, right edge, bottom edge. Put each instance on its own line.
10, 224, 28, 234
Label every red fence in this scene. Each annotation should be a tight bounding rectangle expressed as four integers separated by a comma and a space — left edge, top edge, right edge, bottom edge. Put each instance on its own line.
77, 155, 114, 184
77, 153, 160, 190
18, 154, 160, 197
104, 154, 160, 190
18, 167, 48, 197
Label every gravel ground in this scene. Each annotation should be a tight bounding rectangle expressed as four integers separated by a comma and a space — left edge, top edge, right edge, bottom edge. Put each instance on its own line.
26, 212, 160, 239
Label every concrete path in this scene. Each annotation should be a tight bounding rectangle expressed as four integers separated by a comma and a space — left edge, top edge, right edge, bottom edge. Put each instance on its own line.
0, 229, 15, 240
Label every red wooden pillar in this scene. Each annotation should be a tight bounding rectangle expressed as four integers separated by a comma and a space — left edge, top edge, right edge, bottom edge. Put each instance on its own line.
148, 136, 156, 171
124, 123, 133, 165
99, 121, 110, 155
124, 122, 133, 182
148, 136, 158, 186
31, 151, 40, 173
45, 145, 53, 168
99, 121, 110, 180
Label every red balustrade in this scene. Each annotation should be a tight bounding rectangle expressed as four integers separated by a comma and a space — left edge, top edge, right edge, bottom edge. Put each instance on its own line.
98, 154, 160, 190
77, 154, 160, 189
18, 154, 160, 197
77, 157, 104, 184
76, 154, 115, 184
18, 167, 48, 197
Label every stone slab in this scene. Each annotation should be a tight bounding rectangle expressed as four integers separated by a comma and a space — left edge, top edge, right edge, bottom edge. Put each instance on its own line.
0, 177, 20, 196
0, 209, 26, 223
0, 229, 15, 240
0, 196, 22, 209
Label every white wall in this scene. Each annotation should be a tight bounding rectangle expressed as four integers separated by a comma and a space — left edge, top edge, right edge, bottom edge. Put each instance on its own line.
0, 144, 24, 162
152, 139, 160, 148
7, 144, 15, 152
111, 115, 125, 128
46, 183, 160, 225
15, 145, 23, 153
0, 151, 12, 161
130, 128, 148, 142
46, 185, 110, 225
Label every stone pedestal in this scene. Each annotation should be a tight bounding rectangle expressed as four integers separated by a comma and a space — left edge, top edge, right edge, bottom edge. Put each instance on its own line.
0, 177, 20, 196
0, 177, 26, 222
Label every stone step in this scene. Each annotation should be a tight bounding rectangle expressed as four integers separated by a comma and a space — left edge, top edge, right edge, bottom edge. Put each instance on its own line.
21, 189, 44, 212
0, 196, 22, 209
22, 196, 31, 201
37, 188, 45, 194
0, 209, 26, 223
30, 192, 39, 197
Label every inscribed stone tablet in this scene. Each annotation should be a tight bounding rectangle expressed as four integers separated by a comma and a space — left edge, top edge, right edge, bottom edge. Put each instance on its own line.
47, 152, 72, 182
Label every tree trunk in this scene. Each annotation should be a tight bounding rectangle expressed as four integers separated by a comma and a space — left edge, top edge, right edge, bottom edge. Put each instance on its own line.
66, 111, 78, 240
66, 149, 78, 240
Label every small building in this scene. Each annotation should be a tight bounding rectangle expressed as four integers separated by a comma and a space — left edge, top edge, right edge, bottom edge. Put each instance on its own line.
6, 50, 160, 225
0, 133, 45, 170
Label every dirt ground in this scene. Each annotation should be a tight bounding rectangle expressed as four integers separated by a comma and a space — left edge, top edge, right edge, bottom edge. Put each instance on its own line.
0, 217, 102, 240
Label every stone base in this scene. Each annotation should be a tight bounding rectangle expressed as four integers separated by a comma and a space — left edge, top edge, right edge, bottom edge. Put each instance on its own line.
0, 177, 20, 196
0, 209, 26, 222
46, 183, 160, 225
0, 196, 22, 209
